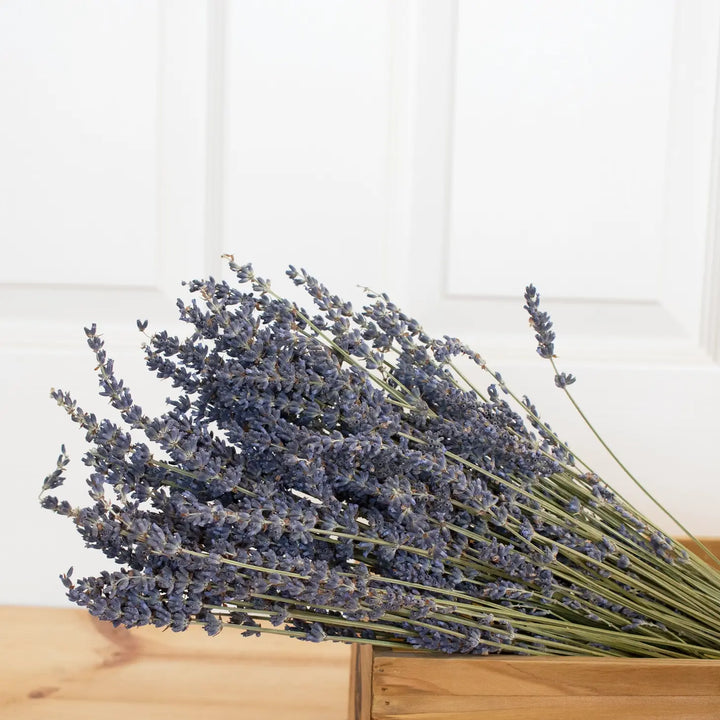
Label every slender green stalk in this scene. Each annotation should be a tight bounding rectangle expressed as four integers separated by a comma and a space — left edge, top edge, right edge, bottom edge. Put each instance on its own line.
549, 357, 719, 568
180, 548, 309, 579
200, 621, 411, 649
455, 352, 720, 582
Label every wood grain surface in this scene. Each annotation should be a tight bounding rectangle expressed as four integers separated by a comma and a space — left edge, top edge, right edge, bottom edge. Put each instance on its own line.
0, 606, 350, 720
349, 536, 720, 720
5, 540, 719, 719
368, 652, 720, 720
348, 644, 374, 720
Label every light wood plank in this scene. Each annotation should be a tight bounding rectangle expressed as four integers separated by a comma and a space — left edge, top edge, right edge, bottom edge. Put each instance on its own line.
372, 696, 720, 720
0, 606, 350, 720
370, 653, 720, 719
348, 644, 374, 720
373, 654, 720, 697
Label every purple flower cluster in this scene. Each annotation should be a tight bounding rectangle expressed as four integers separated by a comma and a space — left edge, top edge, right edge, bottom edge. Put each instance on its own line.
40, 261, 720, 658
523, 285, 555, 359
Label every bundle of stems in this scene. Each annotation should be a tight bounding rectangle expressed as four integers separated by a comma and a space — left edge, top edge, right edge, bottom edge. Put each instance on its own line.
40, 258, 720, 657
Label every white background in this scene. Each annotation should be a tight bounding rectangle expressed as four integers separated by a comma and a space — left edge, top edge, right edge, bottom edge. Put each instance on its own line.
2, 0, 720, 606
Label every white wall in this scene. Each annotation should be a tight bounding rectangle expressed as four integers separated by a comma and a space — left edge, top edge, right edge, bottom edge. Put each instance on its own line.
2, 0, 720, 606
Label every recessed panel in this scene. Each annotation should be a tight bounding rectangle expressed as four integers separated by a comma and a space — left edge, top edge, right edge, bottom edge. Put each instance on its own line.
447, 0, 675, 300
223, 1, 391, 297
0, 1, 158, 286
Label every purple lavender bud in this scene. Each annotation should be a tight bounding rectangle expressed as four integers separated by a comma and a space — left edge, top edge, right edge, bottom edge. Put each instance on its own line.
567, 497, 581, 514
554, 372, 576, 389
523, 285, 555, 359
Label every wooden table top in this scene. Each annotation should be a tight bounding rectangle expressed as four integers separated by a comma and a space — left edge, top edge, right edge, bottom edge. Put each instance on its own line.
0, 606, 350, 720
3, 541, 718, 719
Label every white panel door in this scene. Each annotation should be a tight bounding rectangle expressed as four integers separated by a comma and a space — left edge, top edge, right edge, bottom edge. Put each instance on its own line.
3, 0, 720, 607
0, 0, 213, 605
403, 1, 720, 535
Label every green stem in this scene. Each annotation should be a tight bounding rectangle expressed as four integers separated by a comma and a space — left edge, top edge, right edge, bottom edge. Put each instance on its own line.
549, 357, 720, 568
200, 620, 411, 649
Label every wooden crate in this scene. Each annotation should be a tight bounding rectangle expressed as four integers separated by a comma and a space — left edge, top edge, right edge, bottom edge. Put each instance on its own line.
348, 645, 720, 720
349, 538, 720, 719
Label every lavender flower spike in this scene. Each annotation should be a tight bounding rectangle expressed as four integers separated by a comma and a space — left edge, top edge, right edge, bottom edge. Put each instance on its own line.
523, 285, 555, 359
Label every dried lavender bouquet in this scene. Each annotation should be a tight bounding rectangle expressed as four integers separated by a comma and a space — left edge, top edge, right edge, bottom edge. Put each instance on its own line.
40, 257, 720, 658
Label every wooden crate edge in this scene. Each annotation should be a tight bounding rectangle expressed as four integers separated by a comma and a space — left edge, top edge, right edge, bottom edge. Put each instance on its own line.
348, 644, 374, 720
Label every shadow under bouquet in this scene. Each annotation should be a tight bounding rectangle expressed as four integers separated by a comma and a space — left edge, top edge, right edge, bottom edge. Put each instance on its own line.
40, 257, 720, 658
